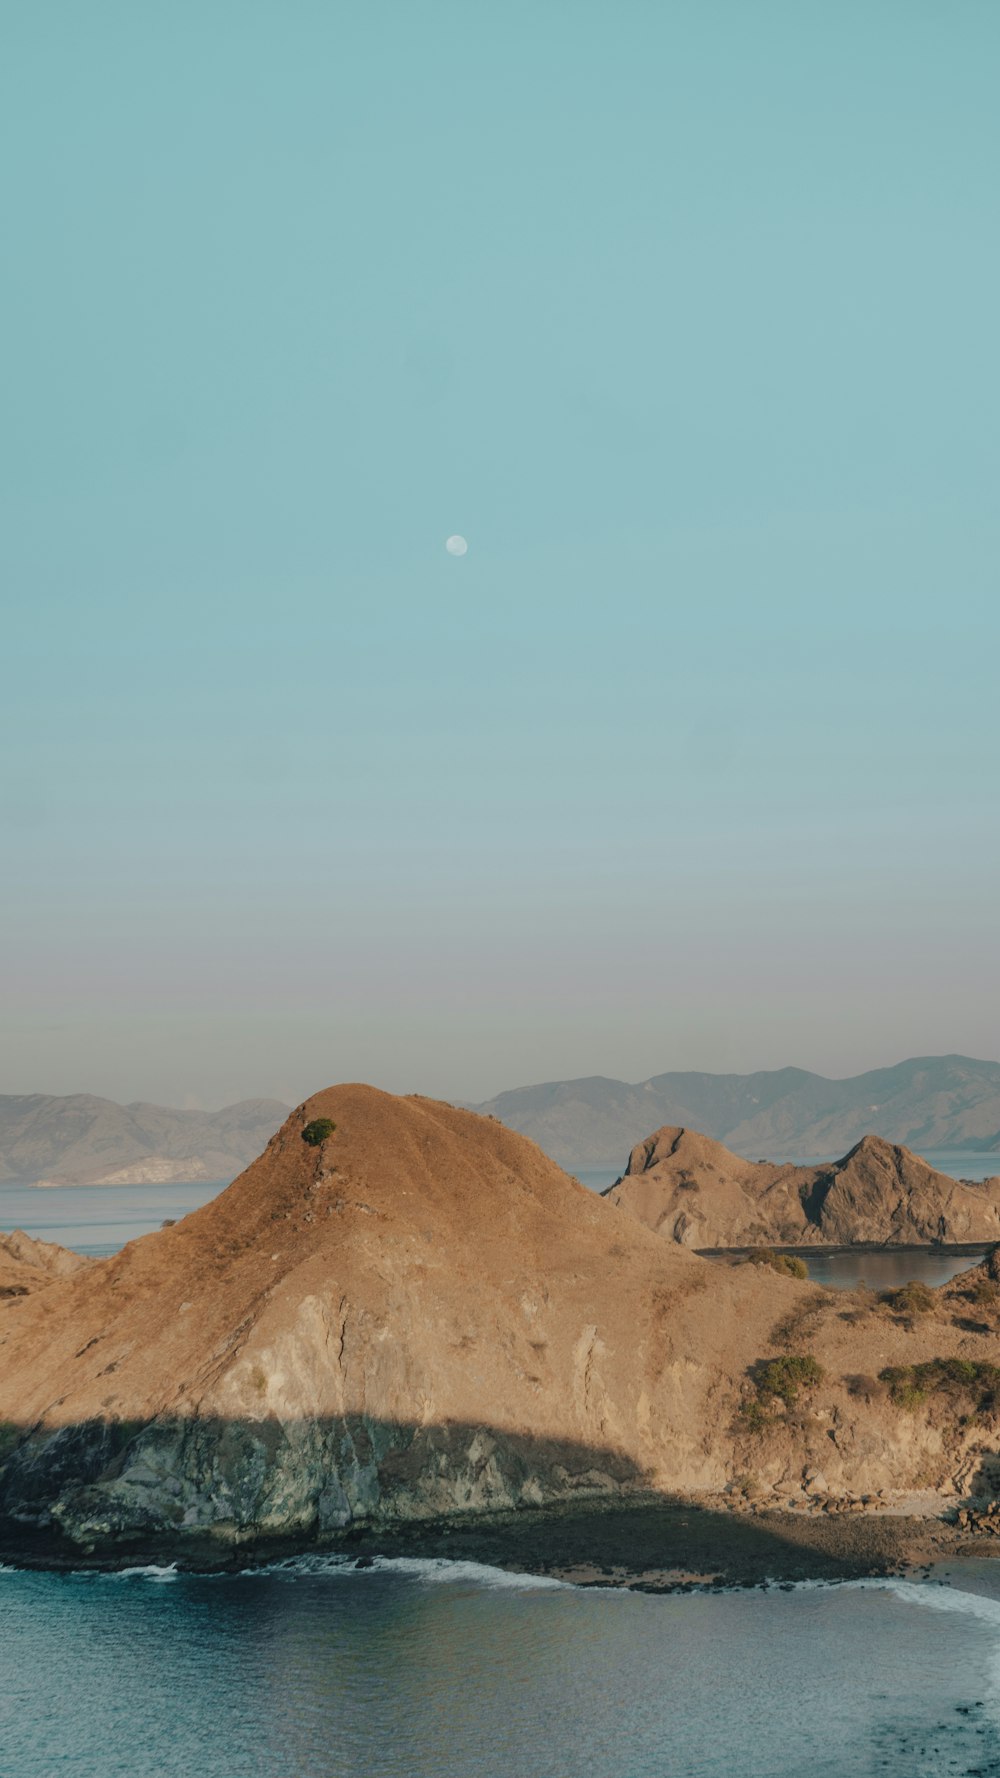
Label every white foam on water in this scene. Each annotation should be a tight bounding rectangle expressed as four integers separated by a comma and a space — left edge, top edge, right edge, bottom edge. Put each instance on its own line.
245, 1553, 570, 1590
112, 1563, 179, 1582
364, 1555, 570, 1590
869, 1577, 1000, 1626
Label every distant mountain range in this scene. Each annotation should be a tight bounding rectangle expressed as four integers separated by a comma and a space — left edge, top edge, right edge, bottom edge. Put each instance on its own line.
0, 1095, 290, 1187
4, 1054, 1000, 1188
472, 1056, 1000, 1170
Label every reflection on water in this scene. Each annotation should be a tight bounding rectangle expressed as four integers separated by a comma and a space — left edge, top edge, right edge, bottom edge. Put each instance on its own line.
804, 1247, 990, 1291
3, 1558, 1000, 1776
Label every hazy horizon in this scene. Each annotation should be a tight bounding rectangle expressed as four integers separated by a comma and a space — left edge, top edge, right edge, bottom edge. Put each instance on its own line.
4, 4, 998, 1109
2, 1049, 999, 1117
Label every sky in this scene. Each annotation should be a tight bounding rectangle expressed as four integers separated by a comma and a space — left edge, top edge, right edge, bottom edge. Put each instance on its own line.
2, 2, 998, 1108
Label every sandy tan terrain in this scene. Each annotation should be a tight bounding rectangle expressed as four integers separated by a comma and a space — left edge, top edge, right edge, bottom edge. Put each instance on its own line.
605, 1126, 1000, 1247
0, 1229, 90, 1299
0, 1086, 999, 1564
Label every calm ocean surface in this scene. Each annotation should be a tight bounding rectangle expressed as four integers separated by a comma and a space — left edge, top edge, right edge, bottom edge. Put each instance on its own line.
4, 1556, 1000, 1777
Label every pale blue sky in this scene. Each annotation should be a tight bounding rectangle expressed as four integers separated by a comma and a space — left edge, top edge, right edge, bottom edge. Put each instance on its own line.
2, 2, 998, 1106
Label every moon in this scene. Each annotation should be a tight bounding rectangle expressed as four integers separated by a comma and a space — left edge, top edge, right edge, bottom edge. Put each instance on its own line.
445, 534, 468, 557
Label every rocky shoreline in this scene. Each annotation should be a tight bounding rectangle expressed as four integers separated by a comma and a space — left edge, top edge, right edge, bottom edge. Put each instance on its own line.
270, 1499, 1000, 1591
4, 1495, 1000, 1590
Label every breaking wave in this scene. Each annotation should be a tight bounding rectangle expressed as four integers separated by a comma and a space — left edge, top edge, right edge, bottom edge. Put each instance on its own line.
246, 1553, 571, 1589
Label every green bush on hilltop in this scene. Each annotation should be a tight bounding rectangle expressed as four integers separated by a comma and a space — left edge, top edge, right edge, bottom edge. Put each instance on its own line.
301, 1118, 337, 1147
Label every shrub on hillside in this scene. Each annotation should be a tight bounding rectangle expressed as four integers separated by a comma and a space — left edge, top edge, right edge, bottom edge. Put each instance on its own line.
302, 1118, 337, 1147
752, 1354, 825, 1406
737, 1399, 774, 1434
743, 1249, 808, 1280
880, 1358, 1000, 1413
736, 1353, 825, 1433
881, 1282, 935, 1319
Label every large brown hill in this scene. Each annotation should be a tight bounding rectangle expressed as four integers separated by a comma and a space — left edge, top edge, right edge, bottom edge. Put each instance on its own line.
605, 1128, 1000, 1248
2, 1086, 1000, 1563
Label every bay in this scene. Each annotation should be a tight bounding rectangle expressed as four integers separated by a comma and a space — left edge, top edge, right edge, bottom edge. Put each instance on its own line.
3, 1557, 1000, 1776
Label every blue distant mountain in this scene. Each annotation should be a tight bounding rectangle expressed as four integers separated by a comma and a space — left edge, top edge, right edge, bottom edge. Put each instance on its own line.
0, 1095, 289, 1186
473, 1056, 1000, 1169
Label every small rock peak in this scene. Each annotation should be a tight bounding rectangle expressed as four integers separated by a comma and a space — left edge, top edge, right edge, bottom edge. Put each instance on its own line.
625, 1127, 686, 1175
624, 1125, 749, 1178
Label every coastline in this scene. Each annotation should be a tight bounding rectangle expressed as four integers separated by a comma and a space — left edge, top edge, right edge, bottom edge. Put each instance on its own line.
4, 1495, 998, 1590
700, 1241, 994, 1259
342, 1498, 1000, 1591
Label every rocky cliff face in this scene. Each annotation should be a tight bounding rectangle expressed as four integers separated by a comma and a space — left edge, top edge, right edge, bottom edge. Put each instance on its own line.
1, 1087, 999, 1562
605, 1127, 1000, 1248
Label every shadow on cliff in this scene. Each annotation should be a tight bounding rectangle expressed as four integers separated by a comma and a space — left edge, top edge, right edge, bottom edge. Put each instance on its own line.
0, 1410, 914, 1583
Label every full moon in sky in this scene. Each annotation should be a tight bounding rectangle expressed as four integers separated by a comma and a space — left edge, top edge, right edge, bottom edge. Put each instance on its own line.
445, 534, 468, 556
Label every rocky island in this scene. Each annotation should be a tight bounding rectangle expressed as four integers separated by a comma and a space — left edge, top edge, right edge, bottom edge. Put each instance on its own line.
3, 1086, 1000, 1582
604, 1126, 1000, 1248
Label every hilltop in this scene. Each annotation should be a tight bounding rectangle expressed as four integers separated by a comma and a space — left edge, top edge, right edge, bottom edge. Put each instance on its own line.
0, 1093, 289, 1187
605, 1127, 1000, 1247
3, 1085, 1000, 1566
473, 1055, 1000, 1168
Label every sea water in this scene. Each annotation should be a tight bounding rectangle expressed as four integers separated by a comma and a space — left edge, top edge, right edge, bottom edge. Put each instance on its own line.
0, 1180, 226, 1256
3, 1557, 1000, 1776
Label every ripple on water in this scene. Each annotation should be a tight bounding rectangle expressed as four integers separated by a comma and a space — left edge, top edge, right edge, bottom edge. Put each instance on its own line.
2, 1560, 1000, 1776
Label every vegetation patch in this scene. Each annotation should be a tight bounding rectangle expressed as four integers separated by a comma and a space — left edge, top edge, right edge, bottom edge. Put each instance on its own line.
963, 1279, 999, 1308
880, 1281, 935, 1319
738, 1399, 774, 1434
753, 1354, 824, 1404
769, 1293, 828, 1349
844, 1372, 885, 1404
302, 1118, 337, 1147
880, 1358, 1000, 1414
742, 1249, 808, 1280
739, 1354, 825, 1430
